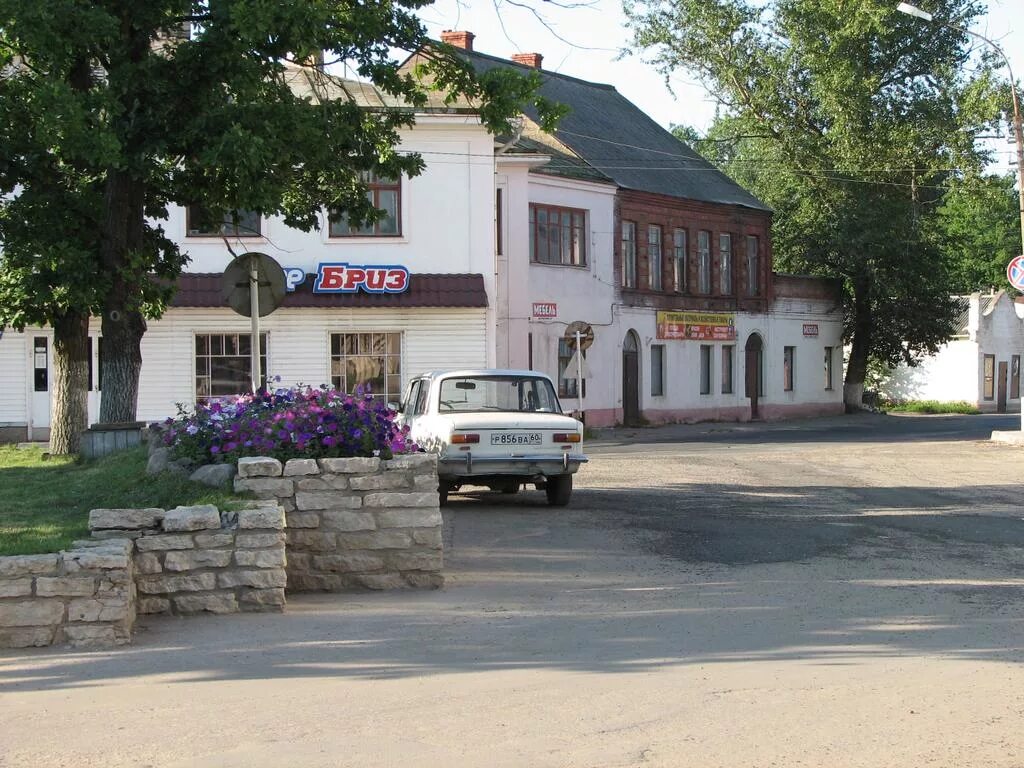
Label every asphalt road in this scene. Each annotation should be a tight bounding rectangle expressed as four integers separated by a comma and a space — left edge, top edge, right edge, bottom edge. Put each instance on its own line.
2, 412, 1023, 767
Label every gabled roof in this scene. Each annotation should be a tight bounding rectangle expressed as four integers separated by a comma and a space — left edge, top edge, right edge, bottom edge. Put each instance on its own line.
451, 48, 770, 212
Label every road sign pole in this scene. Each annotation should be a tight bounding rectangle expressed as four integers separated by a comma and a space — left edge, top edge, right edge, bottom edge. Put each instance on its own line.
249, 254, 262, 393
575, 330, 584, 419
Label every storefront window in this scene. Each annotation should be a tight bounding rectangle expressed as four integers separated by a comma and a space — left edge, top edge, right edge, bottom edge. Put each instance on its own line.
330, 332, 402, 401
195, 333, 267, 401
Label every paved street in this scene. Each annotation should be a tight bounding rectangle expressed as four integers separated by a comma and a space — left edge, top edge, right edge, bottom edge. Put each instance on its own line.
2, 413, 1023, 767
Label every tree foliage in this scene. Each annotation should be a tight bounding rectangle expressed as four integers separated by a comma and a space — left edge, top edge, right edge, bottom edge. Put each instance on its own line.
625, 0, 1007, 406
0, 0, 562, 445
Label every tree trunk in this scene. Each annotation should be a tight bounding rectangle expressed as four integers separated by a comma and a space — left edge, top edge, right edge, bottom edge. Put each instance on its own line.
50, 311, 90, 455
843, 273, 873, 412
98, 170, 148, 424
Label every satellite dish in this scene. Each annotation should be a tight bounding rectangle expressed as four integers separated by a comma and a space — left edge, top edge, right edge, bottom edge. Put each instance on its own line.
564, 321, 595, 352
222, 252, 286, 317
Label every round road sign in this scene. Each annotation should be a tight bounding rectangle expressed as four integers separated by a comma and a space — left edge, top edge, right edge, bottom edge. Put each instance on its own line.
564, 321, 595, 352
1008, 255, 1024, 292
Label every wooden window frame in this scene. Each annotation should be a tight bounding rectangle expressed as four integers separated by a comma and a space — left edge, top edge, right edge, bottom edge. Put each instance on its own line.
529, 203, 588, 267
746, 235, 760, 296
329, 172, 402, 238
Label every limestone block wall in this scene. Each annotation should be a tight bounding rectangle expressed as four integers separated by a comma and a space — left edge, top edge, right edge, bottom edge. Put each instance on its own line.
233, 454, 444, 591
89, 503, 287, 616
0, 539, 135, 648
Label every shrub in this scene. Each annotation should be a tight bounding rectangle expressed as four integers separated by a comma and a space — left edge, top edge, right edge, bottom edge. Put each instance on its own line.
881, 399, 980, 415
161, 385, 417, 465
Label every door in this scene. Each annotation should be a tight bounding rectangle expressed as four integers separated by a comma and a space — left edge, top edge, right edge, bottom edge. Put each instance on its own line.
622, 331, 640, 426
30, 336, 51, 438
744, 333, 763, 420
997, 361, 1008, 413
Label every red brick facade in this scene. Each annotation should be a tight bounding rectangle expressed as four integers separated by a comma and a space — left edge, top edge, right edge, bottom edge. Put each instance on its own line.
615, 189, 773, 313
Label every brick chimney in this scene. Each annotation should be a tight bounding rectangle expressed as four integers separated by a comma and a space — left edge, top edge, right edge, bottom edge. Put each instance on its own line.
511, 52, 543, 69
441, 30, 475, 51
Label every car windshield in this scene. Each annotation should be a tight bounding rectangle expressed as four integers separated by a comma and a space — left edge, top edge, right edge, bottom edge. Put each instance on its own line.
438, 376, 561, 414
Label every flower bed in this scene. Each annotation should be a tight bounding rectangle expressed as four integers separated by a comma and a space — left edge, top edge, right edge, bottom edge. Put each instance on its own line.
161, 385, 417, 466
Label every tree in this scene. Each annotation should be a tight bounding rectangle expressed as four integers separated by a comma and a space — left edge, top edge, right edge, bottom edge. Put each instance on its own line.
624, 0, 1006, 408
0, 1, 561, 454
933, 172, 1021, 293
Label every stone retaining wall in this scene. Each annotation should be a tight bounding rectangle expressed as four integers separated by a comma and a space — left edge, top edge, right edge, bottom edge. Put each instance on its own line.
233, 454, 443, 591
0, 539, 135, 648
89, 503, 287, 616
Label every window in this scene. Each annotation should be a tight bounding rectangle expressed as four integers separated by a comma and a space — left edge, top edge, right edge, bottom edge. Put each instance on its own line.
187, 207, 261, 237
438, 375, 560, 414
33, 337, 47, 392
722, 345, 734, 394
528, 332, 534, 370
330, 332, 402, 401
330, 171, 401, 237
651, 344, 665, 396
719, 233, 733, 294
1012, 355, 1020, 400
558, 337, 586, 398
746, 235, 760, 296
621, 221, 637, 288
673, 229, 687, 293
648, 224, 663, 290
698, 230, 712, 294
700, 345, 712, 395
784, 346, 795, 391
530, 203, 587, 266
403, 379, 430, 416
983, 354, 995, 400
195, 333, 267, 401
824, 346, 834, 390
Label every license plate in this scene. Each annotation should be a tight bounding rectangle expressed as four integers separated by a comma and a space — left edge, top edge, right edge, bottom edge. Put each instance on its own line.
491, 432, 542, 446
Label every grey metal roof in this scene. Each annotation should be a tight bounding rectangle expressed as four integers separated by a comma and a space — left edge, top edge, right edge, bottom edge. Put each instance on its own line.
457, 50, 770, 211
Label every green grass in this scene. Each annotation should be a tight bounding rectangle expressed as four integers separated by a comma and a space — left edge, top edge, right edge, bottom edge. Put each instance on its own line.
0, 445, 239, 556
883, 399, 981, 415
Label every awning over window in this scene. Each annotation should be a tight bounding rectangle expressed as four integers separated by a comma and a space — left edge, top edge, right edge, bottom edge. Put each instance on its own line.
171, 272, 488, 309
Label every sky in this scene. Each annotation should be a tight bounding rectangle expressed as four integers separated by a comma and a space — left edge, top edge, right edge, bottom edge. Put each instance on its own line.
414, 0, 1024, 173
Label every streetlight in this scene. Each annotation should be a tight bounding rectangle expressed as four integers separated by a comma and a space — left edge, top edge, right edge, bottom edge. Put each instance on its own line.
897, 2, 1024, 434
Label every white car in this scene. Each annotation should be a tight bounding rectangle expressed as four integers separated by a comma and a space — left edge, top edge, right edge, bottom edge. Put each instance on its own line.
395, 369, 588, 506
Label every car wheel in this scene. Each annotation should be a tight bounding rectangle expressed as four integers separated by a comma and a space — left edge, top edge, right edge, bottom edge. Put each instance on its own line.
545, 475, 572, 506
501, 482, 520, 495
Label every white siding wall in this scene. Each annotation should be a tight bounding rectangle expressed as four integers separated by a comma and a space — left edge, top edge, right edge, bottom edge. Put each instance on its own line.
136, 307, 486, 422
0, 332, 27, 426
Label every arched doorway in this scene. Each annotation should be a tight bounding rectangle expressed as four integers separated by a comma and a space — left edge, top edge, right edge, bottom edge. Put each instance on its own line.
622, 330, 641, 426
744, 333, 764, 420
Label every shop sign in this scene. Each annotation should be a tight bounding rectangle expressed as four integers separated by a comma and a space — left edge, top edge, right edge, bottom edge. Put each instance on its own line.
802, 323, 819, 337
532, 302, 558, 319
283, 264, 411, 294
656, 311, 736, 341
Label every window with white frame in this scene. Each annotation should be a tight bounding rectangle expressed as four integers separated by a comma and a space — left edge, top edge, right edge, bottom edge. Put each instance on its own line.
746, 235, 760, 296
195, 333, 267, 401
719, 233, 733, 294
673, 228, 687, 293
330, 332, 402, 401
698, 230, 712, 294
622, 220, 637, 288
648, 224, 663, 291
